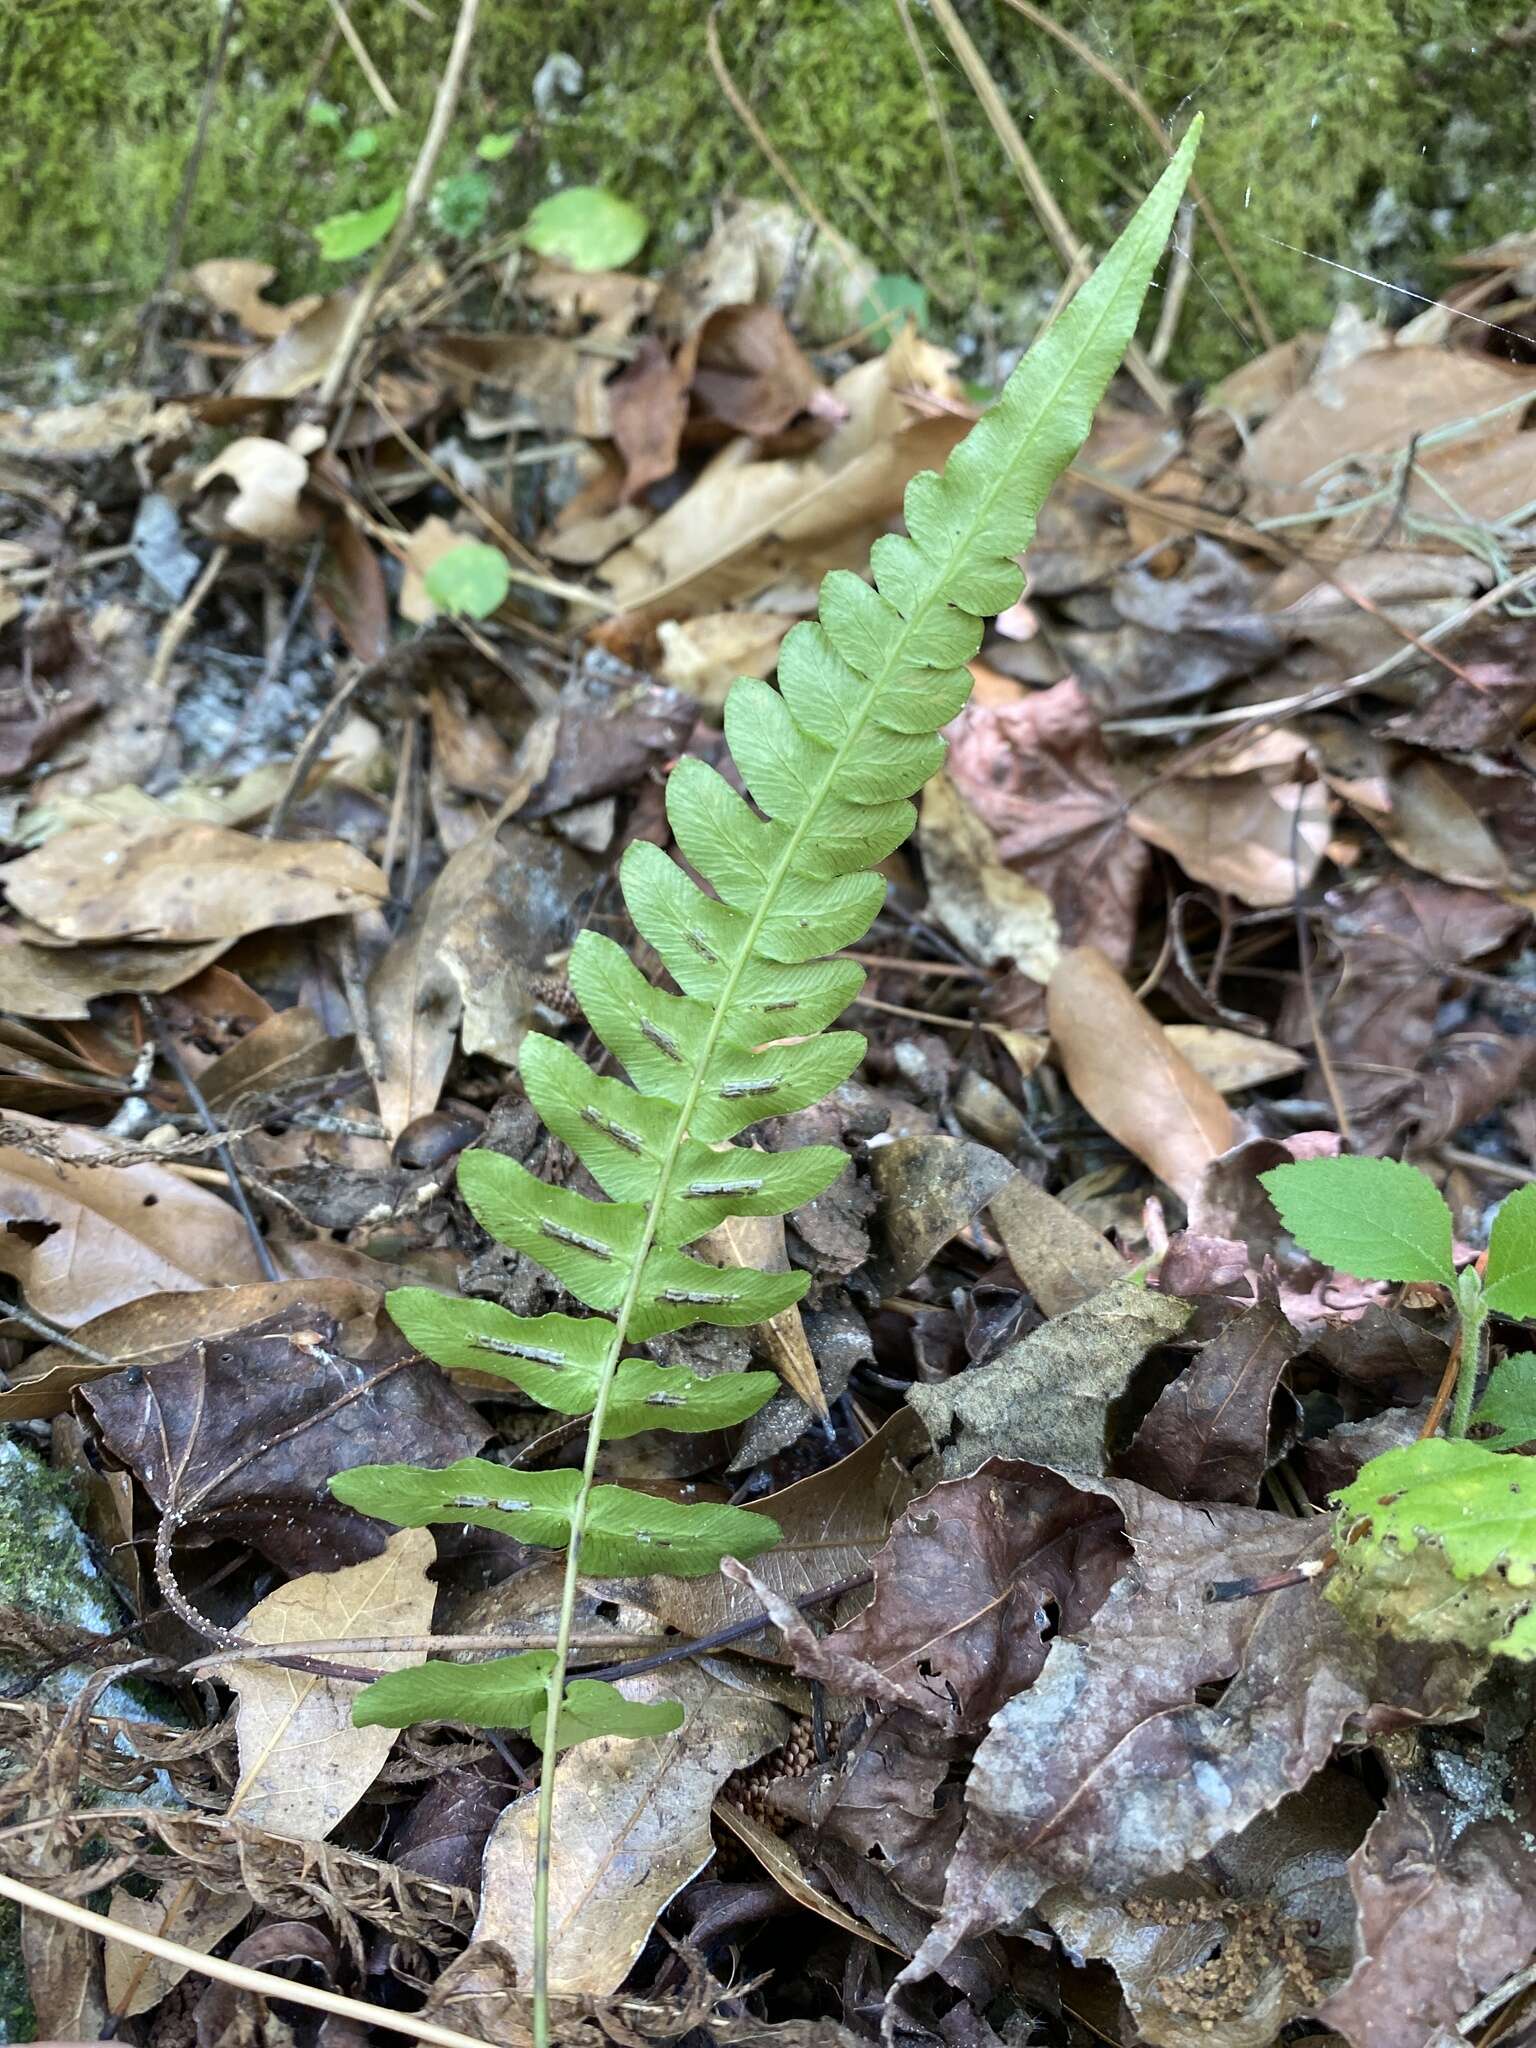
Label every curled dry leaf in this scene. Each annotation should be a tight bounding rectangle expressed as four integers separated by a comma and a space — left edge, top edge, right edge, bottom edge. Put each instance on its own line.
625, 1409, 929, 1644
1163, 1026, 1305, 1095
727, 1461, 1129, 1733
187, 259, 320, 339
195, 436, 313, 543
0, 1275, 381, 1420
0, 1110, 264, 1326
1127, 768, 1333, 909
0, 931, 234, 1021
1120, 1298, 1304, 1505
472, 1662, 788, 1996
917, 772, 1060, 978
714, 1800, 900, 1953
907, 1280, 1191, 1479
1048, 947, 1240, 1203
1, 822, 387, 943
869, 1135, 1018, 1292
228, 1527, 437, 1840
1320, 1784, 1536, 2048
944, 677, 1148, 969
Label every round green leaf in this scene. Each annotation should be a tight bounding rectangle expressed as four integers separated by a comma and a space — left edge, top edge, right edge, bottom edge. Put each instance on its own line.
423, 540, 510, 618
343, 127, 380, 161
521, 186, 647, 271
477, 129, 520, 162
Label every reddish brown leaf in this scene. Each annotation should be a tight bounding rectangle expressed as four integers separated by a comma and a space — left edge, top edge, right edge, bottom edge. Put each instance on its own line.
1120, 1298, 1303, 1505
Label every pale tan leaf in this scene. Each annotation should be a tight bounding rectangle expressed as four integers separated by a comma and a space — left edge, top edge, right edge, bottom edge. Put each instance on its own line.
228, 1527, 436, 1840
187, 259, 321, 339
1047, 947, 1240, 1204
0, 1111, 264, 1327
1127, 773, 1333, 909
231, 293, 356, 400
398, 515, 468, 626
1164, 1026, 1306, 1095
918, 771, 1060, 978
0, 822, 387, 943
105, 1882, 249, 2017
714, 1799, 900, 1952
698, 1205, 825, 1416
195, 436, 313, 543
0, 934, 234, 1020
656, 610, 799, 712
474, 1663, 787, 1996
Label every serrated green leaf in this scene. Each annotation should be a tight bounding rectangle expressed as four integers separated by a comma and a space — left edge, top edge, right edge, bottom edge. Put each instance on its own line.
328, 1457, 780, 1575
1483, 1184, 1536, 1316
522, 186, 647, 270
1473, 1353, 1536, 1449
1259, 1155, 1456, 1285
1331, 1436, 1536, 1659
350, 1652, 683, 1752
313, 187, 403, 260
422, 540, 510, 619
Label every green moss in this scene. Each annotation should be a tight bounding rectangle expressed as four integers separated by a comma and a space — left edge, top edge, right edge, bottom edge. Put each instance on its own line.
0, 1439, 122, 1673
2, 1, 1533, 378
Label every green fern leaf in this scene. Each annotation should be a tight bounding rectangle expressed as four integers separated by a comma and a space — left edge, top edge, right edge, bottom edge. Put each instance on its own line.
353, 1651, 684, 1752
331, 1456, 780, 1575
329, 122, 1201, 1814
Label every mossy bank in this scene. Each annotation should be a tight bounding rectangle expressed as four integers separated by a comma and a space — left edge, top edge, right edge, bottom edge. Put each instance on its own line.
2, 1, 1532, 378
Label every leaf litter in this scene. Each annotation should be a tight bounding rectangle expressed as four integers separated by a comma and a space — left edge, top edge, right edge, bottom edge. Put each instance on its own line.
6, 122, 1536, 2048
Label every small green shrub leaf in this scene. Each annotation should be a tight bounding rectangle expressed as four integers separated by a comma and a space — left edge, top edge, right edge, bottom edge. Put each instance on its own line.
477, 129, 519, 161
859, 273, 928, 340
343, 127, 379, 160
306, 99, 343, 130
313, 188, 403, 261
351, 1652, 683, 1751
328, 1457, 780, 1575
1473, 1353, 1536, 1449
1330, 1437, 1536, 1659
432, 170, 492, 239
1259, 1155, 1456, 1285
522, 186, 647, 270
422, 540, 510, 618
1483, 1184, 1536, 1316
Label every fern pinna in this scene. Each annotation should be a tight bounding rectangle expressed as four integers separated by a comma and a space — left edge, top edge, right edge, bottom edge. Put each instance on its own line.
329, 122, 1199, 2041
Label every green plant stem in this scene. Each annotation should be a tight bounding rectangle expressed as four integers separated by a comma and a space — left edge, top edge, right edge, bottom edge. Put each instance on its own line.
526, 262, 1154, 2048
1450, 1288, 1488, 1440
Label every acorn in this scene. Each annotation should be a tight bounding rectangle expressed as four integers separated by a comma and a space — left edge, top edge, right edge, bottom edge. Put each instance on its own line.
392, 1108, 486, 1171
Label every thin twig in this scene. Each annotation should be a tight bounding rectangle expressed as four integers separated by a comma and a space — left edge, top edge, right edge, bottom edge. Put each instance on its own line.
0, 1295, 113, 1365
891, 0, 992, 370
704, 7, 865, 281
328, 0, 400, 115
141, 999, 279, 1283
925, 0, 1171, 413
138, 1, 241, 376
0, 1872, 510, 2048
315, 0, 483, 414
262, 657, 368, 838
335, 918, 386, 1103
994, 0, 1277, 349
1149, 200, 1194, 368
145, 546, 229, 694
1419, 1326, 1464, 1442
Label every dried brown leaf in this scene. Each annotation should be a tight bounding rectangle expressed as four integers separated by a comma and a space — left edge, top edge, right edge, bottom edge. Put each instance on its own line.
698, 1206, 825, 1415
1120, 1298, 1303, 1505
1048, 947, 1239, 1202
869, 1135, 1018, 1292
987, 1175, 1126, 1317
917, 772, 1060, 977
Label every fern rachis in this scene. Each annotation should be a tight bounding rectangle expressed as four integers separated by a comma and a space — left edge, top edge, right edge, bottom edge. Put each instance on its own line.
328, 120, 1200, 2044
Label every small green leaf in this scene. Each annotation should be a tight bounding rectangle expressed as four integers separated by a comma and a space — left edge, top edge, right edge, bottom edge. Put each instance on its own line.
1259, 1155, 1456, 1286
522, 186, 647, 271
1473, 1353, 1536, 1449
313, 188, 404, 261
350, 1653, 684, 1752
1483, 1184, 1536, 1317
477, 129, 519, 161
306, 98, 343, 130
422, 541, 510, 619
431, 170, 492, 239
859, 272, 928, 340
343, 127, 380, 160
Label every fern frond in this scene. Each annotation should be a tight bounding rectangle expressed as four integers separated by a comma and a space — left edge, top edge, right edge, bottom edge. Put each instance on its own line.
328, 118, 1200, 2048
